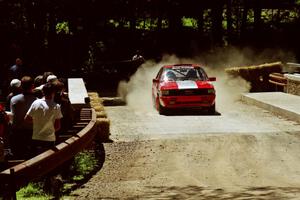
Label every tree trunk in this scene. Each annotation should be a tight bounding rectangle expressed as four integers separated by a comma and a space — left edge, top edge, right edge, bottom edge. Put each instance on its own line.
226, 0, 233, 42
241, 2, 249, 38
211, 1, 224, 46
197, 9, 204, 33
254, 0, 262, 33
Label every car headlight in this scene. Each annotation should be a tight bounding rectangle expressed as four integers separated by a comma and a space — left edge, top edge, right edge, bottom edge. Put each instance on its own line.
207, 89, 215, 94
160, 90, 169, 96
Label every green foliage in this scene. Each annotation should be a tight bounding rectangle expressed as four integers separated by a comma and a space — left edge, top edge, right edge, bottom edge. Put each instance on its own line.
122, 19, 131, 28
17, 182, 51, 199
108, 19, 119, 28
248, 10, 255, 23
182, 17, 198, 29
108, 18, 169, 30
56, 21, 70, 34
161, 19, 169, 29
136, 18, 156, 30
72, 150, 98, 181
16, 149, 101, 199
279, 9, 299, 23
203, 9, 212, 32
261, 9, 273, 23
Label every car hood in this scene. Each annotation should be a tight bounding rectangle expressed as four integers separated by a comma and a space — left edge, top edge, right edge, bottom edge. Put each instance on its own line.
160, 80, 214, 90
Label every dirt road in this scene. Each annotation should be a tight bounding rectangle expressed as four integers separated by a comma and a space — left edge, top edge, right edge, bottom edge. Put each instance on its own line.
71, 101, 300, 199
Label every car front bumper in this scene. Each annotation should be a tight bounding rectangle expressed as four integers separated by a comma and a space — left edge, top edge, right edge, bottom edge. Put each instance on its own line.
159, 95, 215, 108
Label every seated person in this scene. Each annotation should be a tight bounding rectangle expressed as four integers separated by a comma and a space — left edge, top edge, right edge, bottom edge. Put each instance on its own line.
164, 71, 177, 81
186, 69, 199, 80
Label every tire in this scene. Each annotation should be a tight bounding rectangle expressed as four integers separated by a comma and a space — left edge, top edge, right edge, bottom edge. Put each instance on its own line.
208, 103, 215, 114
158, 103, 167, 115
156, 96, 167, 115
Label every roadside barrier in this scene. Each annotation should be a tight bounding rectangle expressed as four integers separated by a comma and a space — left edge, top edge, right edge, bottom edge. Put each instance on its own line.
269, 72, 287, 91
0, 78, 109, 199
0, 107, 97, 199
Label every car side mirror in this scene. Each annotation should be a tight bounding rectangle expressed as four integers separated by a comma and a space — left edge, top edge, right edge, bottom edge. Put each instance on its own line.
208, 77, 216, 81
153, 79, 159, 83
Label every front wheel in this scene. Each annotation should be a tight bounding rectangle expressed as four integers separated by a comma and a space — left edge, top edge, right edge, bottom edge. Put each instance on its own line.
156, 96, 167, 115
208, 103, 215, 114
158, 103, 167, 115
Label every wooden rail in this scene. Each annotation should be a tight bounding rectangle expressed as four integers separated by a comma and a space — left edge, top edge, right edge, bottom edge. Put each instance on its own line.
0, 107, 97, 198
269, 72, 287, 87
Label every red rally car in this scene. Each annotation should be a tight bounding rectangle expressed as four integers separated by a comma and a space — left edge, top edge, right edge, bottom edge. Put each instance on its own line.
152, 64, 216, 114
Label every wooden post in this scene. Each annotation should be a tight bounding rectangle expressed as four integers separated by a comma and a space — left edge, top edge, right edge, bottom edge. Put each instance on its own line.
10, 168, 17, 200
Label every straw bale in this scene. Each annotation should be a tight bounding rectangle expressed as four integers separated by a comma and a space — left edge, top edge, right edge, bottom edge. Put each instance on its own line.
96, 118, 111, 141
225, 62, 283, 74
96, 111, 107, 118
94, 105, 105, 112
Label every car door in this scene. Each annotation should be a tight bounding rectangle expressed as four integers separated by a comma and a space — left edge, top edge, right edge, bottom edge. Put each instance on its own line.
152, 67, 163, 104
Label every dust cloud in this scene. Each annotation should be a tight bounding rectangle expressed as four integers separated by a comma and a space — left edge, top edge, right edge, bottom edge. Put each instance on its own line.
117, 47, 294, 113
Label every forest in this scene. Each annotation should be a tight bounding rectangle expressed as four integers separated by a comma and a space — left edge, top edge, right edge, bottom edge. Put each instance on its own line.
0, 0, 299, 79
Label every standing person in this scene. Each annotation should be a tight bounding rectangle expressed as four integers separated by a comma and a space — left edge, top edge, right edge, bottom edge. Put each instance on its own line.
8, 58, 24, 80
0, 104, 9, 163
25, 82, 63, 156
0, 104, 10, 162
53, 79, 74, 135
0, 104, 9, 139
10, 76, 36, 159
33, 75, 44, 98
6, 79, 22, 110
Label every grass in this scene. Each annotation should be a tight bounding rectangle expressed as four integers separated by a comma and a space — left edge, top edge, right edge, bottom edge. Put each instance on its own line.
16, 182, 52, 200
71, 150, 99, 181
16, 149, 101, 199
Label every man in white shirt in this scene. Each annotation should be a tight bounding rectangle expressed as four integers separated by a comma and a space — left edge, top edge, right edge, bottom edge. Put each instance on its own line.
25, 82, 63, 156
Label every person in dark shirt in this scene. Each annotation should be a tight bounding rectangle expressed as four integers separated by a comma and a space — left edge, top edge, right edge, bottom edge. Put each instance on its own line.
10, 76, 36, 159
6, 79, 22, 111
9, 58, 24, 80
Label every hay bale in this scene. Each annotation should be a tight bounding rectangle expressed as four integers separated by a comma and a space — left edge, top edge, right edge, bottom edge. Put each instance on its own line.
87, 92, 111, 142
94, 105, 105, 112
96, 111, 107, 118
225, 62, 283, 92
88, 92, 99, 98
89, 92, 111, 143
96, 118, 111, 142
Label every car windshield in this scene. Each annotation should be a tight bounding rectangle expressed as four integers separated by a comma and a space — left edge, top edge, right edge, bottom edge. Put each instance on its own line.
161, 66, 207, 81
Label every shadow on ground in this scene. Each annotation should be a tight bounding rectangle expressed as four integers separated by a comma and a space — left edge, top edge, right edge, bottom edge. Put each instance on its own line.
163, 109, 221, 116
130, 185, 300, 200
62, 142, 106, 195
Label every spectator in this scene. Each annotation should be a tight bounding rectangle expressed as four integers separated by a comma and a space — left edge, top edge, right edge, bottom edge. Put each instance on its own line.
33, 75, 44, 98
46, 75, 58, 83
34, 75, 44, 88
132, 50, 144, 62
8, 58, 24, 80
0, 104, 9, 139
25, 82, 63, 156
34, 72, 57, 98
53, 79, 74, 134
0, 104, 9, 162
10, 76, 36, 159
42, 71, 54, 84
6, 79, 22, 110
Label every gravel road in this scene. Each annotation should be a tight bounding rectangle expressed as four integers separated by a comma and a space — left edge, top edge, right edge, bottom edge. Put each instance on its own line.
70, 100, 300, 200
